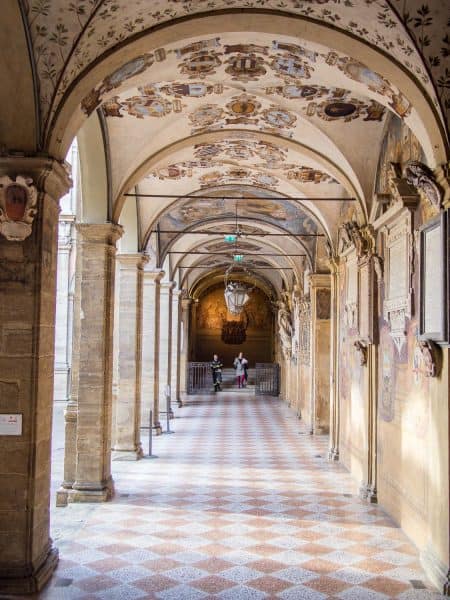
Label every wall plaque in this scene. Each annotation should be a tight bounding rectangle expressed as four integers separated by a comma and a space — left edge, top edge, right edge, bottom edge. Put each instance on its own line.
358, 258, 374, 343
344, 250, 358, 330
0, 414, 22, 435
419, 212, 448, 343
382, 210, 413, 354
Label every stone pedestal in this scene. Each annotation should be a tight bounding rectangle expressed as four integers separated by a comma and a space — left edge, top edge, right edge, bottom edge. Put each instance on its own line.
67, 223, 123, 503
159, 282, 175, 421
170, 290, 181, 407
141, 270, 164, 434
0, 158, 71, 595
178, 296, 192, 401
112, 254, 148, 460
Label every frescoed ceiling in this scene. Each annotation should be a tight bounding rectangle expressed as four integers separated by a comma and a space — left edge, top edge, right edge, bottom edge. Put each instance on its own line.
23, 0, 448, 135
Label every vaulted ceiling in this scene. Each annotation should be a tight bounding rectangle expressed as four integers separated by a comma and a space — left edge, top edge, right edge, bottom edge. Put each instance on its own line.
3, 1, 449, 294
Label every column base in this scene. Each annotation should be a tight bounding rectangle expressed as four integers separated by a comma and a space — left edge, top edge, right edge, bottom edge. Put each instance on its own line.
420, 544, 450, 596
153, 422, 163, 435
0, 546, 58, 595
328, 447, 339, 461
68, 477, 114, 503
112, 446, 144, 461
359, 483, 378, 504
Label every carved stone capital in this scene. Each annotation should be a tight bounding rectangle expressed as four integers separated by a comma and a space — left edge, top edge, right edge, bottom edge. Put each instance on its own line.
434, 162, 450, 209
388, 162, 420, 208
404, 160, 442, 209
76, 223, 123, 246
116, 252, 149, 270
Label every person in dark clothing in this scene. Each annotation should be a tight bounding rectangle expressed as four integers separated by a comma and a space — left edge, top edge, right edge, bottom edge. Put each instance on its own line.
210, 354, 223, 392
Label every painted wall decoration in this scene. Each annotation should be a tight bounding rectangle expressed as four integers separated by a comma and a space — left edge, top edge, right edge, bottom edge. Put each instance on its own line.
25, 1, 447, 132
379, 324, 397, 422
81, 52, 159, 116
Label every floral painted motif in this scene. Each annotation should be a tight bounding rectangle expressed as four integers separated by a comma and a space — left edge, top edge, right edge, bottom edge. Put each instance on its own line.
25, 0, 447, 135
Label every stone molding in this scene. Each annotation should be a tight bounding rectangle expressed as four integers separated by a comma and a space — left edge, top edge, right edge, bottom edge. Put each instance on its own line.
0, 156, 72, 203
76, 222, 123, 246
116, 252, 149, 270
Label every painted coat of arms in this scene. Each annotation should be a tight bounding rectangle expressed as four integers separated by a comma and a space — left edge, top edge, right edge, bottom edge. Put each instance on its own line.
0, 176, 38, 241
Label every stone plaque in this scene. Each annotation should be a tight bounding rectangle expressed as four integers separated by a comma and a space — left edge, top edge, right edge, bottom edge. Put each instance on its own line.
0, 413, 22, 435
383, 210, 413, 354
358, 259, 374, 343
419, 213, 448, 343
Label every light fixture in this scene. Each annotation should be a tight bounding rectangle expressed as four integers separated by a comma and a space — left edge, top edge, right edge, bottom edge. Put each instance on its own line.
224, 262, 253, 316
224, 234, 237, 243
233, 254, 244, 262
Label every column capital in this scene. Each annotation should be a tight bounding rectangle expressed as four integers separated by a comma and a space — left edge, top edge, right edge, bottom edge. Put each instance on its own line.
76, 222, 123, 245
0, 155, 72, 201
308, 273, 331, 289
181, 296, 193, 311
172, 289, 183, 300
160, 280, 176, 293
116, 252, 149, 270
143, 269, 164, 283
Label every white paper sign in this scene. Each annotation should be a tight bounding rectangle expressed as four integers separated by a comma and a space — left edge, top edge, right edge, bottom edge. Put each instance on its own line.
0, 414, 22, 435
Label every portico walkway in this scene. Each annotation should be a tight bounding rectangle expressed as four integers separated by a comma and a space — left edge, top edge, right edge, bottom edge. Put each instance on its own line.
42, 395, 444, 599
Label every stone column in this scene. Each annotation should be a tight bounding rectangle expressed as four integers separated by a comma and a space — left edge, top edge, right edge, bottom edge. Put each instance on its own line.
56, 231, 82, 507
67, 223, 123, 503
309, 274, 331, 435
0, 158, 71, 594
178, 296, 192, 401
159, 281, 175, 420
112, 253, 148, 460
170, 290, 181, 407
141, 270, 164, 434
54, 216, 75, 401
328, 258, 340, 460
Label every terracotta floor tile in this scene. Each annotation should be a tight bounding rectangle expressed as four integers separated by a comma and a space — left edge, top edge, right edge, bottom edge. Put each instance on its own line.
74, 574, 117, 592
192, 575, 236, 593
300, 558, 341, 575
87, 557, 129, 572
304, 574, 351, 594
246, 559, 288, 573
141, 558, 182, 572
353, 558, 402, 574
248, 575, 294, 593
133, 574, 178, 593
193, 557, 234, 573
364, 575, 411, 595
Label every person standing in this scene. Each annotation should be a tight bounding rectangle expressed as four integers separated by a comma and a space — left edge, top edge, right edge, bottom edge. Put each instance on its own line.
233, 352, 248, 388
210, 354, 223, 392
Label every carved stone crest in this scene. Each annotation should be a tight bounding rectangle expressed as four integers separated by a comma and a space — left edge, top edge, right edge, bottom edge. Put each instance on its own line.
404, 160, 441, 208
0, 175, 38, 241
354, 340, 368, 366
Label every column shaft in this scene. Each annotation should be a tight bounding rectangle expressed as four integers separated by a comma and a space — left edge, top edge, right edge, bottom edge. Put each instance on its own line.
170, 291, 181, 407
112, 254, 148, 459
0, 159, 70, 594
178, 297, 192, 402
141, 270, 163, 434
159, 282, 174, 420
68, 223, 123, 502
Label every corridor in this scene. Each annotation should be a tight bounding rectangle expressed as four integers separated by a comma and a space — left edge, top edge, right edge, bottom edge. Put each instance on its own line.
41, 395, 444, 600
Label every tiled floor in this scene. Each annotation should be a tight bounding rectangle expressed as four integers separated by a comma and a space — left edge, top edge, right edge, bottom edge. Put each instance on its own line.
39, 394, 445, 599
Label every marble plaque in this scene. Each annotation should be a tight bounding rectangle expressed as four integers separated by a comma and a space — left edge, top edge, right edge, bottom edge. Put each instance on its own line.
419, 214, 447, 342
0, 414, 22, 435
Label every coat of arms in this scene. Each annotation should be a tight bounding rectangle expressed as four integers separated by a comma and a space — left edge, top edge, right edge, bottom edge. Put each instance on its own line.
0, 175, 38, 241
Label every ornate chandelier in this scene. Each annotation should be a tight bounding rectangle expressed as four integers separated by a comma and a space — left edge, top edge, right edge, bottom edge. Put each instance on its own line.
224, 263, 253, 316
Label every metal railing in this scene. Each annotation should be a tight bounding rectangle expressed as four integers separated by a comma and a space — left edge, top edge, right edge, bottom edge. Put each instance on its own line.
255, 363, 280, 396
187, 362, 211, 394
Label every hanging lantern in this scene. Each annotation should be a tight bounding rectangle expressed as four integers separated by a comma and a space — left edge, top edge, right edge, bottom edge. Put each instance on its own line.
224, 281, 251, 315
224, 234, 237, 243
233, 253, 244, 262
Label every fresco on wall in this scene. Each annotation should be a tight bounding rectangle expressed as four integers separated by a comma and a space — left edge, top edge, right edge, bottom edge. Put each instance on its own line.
196, 284, 272, 331
375, 114, 425, 195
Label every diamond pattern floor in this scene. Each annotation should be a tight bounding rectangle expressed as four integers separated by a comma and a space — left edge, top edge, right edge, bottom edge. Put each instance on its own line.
38, 394, 445, 599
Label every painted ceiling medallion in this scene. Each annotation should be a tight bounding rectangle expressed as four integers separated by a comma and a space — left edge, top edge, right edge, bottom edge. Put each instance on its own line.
261, 106, 297, 129
225, 53, 267, 82
179, 50, 222, 78
158, 82, 224, 97
122, 95, 177, 118
271, 55, 313, 80
286, 166, 336, 184
0, 176, 38, 241
81, 52, 158, 116
189, 104, 225, 129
